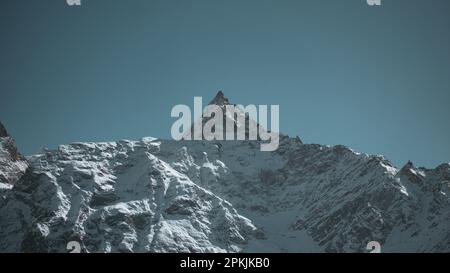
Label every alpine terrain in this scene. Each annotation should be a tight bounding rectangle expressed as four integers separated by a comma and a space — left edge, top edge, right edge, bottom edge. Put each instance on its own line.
0, 92, 449, 253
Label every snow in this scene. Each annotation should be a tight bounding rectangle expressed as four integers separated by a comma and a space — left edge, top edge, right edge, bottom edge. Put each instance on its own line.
0, 93, 449, 252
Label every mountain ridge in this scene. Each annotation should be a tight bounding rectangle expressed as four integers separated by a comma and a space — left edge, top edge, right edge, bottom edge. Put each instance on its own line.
0, 93, 449, 252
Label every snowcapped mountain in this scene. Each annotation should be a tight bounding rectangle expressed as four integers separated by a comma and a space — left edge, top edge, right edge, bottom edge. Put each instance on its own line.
183, 90, 266, 142
0, 138, 258, 253
0, 93, 449, 253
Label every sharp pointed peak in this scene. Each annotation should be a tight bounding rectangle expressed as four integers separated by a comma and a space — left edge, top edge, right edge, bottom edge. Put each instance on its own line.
0, 121, 8, 137
399, 160, 415, 173
405, 160, 414, 168
209, 90, 231, 106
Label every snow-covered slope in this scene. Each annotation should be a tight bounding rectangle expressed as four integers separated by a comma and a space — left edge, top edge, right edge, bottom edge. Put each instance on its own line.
0, 93, 449, 253
155, 137, 450, 252
0, 138, 257, 252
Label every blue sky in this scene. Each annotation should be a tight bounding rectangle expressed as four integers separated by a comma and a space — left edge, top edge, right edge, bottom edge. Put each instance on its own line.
1, 0, 449, 168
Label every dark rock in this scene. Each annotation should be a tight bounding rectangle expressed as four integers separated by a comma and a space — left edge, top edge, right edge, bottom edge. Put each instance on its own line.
0, 122, 8, 137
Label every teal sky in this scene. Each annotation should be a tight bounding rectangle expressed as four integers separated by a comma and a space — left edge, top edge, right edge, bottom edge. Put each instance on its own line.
1, 0, 449, 168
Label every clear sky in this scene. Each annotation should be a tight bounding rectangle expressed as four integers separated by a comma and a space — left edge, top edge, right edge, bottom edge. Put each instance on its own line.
1, 0, 449, 168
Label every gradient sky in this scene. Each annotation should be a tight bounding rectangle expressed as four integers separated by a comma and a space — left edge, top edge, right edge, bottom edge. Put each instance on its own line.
1, 0, 449, 168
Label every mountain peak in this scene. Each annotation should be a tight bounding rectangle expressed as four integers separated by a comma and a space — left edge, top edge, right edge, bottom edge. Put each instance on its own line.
0, 122, 8, 137
399, 160, 415, 174
209, 90, 231, 106
405, 160, 414, 169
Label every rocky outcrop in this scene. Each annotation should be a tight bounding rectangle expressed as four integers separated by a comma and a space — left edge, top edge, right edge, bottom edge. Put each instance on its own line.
0, 122, 8, 138
0, 122, 27, 192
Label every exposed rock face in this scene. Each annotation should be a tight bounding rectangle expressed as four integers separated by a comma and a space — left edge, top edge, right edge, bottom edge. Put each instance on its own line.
209, 90, 230, 106
184, 91, 283, 143
0, 94, 448, 253
0, 122, 27, 192
0, 122, 8, 138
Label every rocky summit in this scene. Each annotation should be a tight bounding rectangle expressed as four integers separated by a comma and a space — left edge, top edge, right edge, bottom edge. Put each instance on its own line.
0, 122, 27, 192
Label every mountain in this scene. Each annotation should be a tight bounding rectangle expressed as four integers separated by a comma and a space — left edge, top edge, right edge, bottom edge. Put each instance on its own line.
0, 93, 449, 252
184, 91, 278, 143
0, 138, 258, 252
0, 122, 28, 193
